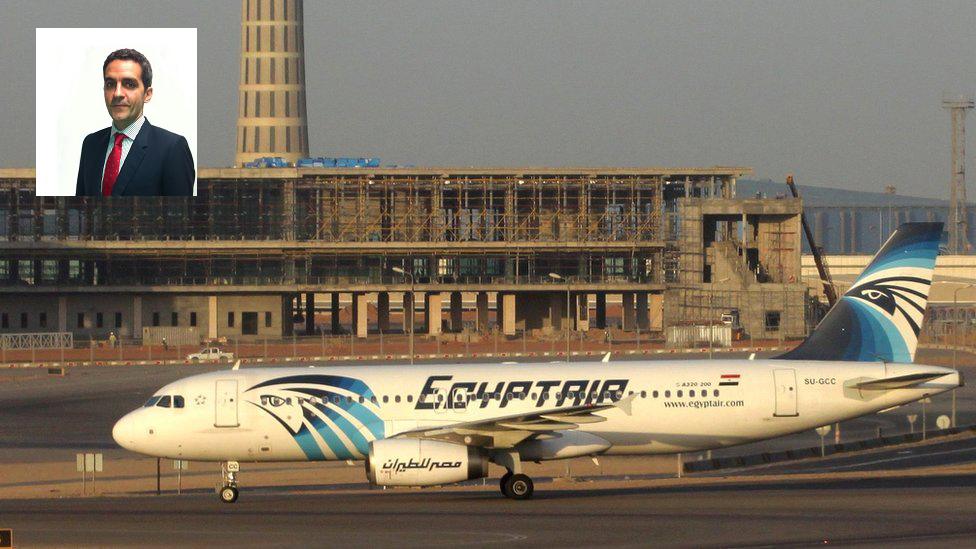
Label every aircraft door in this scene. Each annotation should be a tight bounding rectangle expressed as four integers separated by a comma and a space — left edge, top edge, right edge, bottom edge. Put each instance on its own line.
215, 379, 240, 427
773, 369, 798, 417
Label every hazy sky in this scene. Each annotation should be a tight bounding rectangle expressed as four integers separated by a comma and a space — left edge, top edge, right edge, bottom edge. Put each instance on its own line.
3, 0, 975, 199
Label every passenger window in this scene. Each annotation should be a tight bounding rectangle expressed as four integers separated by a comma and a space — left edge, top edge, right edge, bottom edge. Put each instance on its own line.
144, 396, 162, 407
677, 390, 683, 398
157, 395, 172, 408
370, 396, 377, 404
407, 395, 413, 403
714, 389, 719, 397
394, 395, 401, 403
653, 390, 659, 398
665, 390, 671, 398
358, 396, 364, 403
640, 390, 647, 398
173, 395, 185, 408
690, 390, 695, 397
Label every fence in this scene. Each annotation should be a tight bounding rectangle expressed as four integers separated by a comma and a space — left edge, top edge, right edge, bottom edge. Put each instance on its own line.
0, 332, 73, 350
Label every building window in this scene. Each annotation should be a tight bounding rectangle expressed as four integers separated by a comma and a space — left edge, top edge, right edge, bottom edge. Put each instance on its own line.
115, 312, 122, 328
172, 312, 179, 327
18, 260, 33, 284
265, 311, 272, 327
228, 312, 235, 327
77, 312, 85, 329
39, 312, 47, 328
20, 312, 28, 328
0, 260, 10, 280
765, 311, 781, 332
152, 312, 160, 327
41, 260, 58, 283
96, 312, 104, 328
68, 260, 82, 281
190, 312, 197, 327
1, 313, 7, 329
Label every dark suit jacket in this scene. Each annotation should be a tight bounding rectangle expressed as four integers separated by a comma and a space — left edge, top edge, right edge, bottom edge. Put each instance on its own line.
75, 119, 195, 196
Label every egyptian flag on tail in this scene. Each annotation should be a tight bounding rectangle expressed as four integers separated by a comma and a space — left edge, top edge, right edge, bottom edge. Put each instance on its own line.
720, 374, 740, 386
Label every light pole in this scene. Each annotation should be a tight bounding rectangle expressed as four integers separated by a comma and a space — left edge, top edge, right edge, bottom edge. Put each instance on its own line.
549, 273, 571, 362
392, 266, 415, 365
951, 282, 974, 427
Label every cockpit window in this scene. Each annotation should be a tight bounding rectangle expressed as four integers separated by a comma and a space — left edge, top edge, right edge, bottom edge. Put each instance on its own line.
144, 396, 162, 407
173, 395, 185, 408
157, 395, 172, 408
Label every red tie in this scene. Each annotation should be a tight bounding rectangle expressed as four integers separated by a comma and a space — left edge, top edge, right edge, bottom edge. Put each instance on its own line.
102, 133, 125, 196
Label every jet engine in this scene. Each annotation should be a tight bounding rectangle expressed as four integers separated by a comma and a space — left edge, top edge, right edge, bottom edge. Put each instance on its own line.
366, 438, 488, 487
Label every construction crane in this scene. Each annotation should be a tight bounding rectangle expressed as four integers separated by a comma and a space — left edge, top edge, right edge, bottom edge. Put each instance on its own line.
786, 175, 839, 307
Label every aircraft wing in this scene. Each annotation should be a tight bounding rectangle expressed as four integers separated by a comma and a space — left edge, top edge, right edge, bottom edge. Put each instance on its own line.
393, 395, 634, 449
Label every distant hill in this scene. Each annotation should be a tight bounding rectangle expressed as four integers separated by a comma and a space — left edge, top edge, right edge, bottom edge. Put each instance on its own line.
736, 179, 950, 208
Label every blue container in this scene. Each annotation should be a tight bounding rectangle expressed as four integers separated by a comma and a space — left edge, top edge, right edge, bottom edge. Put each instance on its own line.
366, 158, 381, 167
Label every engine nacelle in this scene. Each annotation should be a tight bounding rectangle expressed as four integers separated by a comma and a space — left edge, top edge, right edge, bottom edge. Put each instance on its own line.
366, 438, 489, 487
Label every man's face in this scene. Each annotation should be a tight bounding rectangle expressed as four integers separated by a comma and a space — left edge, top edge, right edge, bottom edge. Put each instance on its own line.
103, 59, 152, 129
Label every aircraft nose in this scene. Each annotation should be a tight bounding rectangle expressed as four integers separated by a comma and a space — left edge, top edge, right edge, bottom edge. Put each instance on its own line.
112, 412, 138, 451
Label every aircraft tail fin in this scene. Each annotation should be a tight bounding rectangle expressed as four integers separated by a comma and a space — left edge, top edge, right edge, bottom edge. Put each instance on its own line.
776, 222, 944, 363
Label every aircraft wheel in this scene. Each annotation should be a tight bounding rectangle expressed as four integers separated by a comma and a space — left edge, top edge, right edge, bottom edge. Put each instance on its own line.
220, 485, 239, 503
499, 472, 512, 495
503, 474, 533, 500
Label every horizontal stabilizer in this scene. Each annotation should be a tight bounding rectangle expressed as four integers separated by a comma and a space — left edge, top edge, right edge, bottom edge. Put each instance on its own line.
852, 372, 947, 391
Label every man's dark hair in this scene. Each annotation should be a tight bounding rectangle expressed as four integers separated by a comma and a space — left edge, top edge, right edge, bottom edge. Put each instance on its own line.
103, 48, 153, 88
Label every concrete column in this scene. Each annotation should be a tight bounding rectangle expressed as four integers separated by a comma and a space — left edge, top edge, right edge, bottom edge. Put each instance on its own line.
576, 294, 589, 331
403, 292, 414, 334
649, 293, 664, 331
501, 293, 516, 336
622, 292, 636, 330
595, 293, 607, 329
377, 292, 390, 333
476, 291, 489, 331
58, 296, 67, 332
425, 292, 443, 335
353, 293, 368, 338
304, 292, 315, 335
450, 291, 463, 332
331, 292, 341, 334
207, 295, 217, 340
636, 292, 650, 330
549, 293, 564, 331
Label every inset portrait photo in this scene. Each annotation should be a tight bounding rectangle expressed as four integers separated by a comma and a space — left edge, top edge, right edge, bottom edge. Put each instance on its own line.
36, 28, 197, 197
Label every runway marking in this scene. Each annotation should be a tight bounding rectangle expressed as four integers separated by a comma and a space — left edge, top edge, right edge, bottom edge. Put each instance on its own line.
818, 446, 976, 471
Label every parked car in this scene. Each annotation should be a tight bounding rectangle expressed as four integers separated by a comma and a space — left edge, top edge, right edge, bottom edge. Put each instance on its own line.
187, 347, 234, 362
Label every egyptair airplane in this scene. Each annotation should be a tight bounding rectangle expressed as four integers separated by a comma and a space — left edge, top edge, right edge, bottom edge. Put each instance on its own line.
113, 222, 962, 502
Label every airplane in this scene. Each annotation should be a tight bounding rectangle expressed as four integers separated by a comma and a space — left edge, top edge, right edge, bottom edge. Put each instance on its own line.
113, 222, 962, 502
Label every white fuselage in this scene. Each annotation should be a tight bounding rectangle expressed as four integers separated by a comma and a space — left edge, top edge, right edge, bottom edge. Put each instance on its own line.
113, 359, 960, 462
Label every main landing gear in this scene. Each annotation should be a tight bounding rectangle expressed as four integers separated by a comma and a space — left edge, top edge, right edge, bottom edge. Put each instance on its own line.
219, 461, 240, 503
494, 451, 534, 500
499, 472, 534, 500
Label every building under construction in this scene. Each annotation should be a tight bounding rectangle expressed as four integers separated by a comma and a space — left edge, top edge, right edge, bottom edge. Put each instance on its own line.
0, 167, 809, 343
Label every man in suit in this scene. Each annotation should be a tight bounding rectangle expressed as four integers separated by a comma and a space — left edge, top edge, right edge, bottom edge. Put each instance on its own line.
76, 48, 195, 197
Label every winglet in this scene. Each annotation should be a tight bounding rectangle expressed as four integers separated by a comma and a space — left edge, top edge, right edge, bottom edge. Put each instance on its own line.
232, 360, 242, 371
601, 352, 611, 363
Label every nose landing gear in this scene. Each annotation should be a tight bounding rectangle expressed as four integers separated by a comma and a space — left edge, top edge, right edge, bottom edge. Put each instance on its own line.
218, 461, 240, 503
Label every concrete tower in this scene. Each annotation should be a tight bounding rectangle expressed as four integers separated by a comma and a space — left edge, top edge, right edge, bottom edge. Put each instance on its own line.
943, 94, 974, 253
236, 0, 309, 166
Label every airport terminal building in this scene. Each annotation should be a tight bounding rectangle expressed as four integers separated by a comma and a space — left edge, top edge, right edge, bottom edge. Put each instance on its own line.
0, 166, 810, 344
